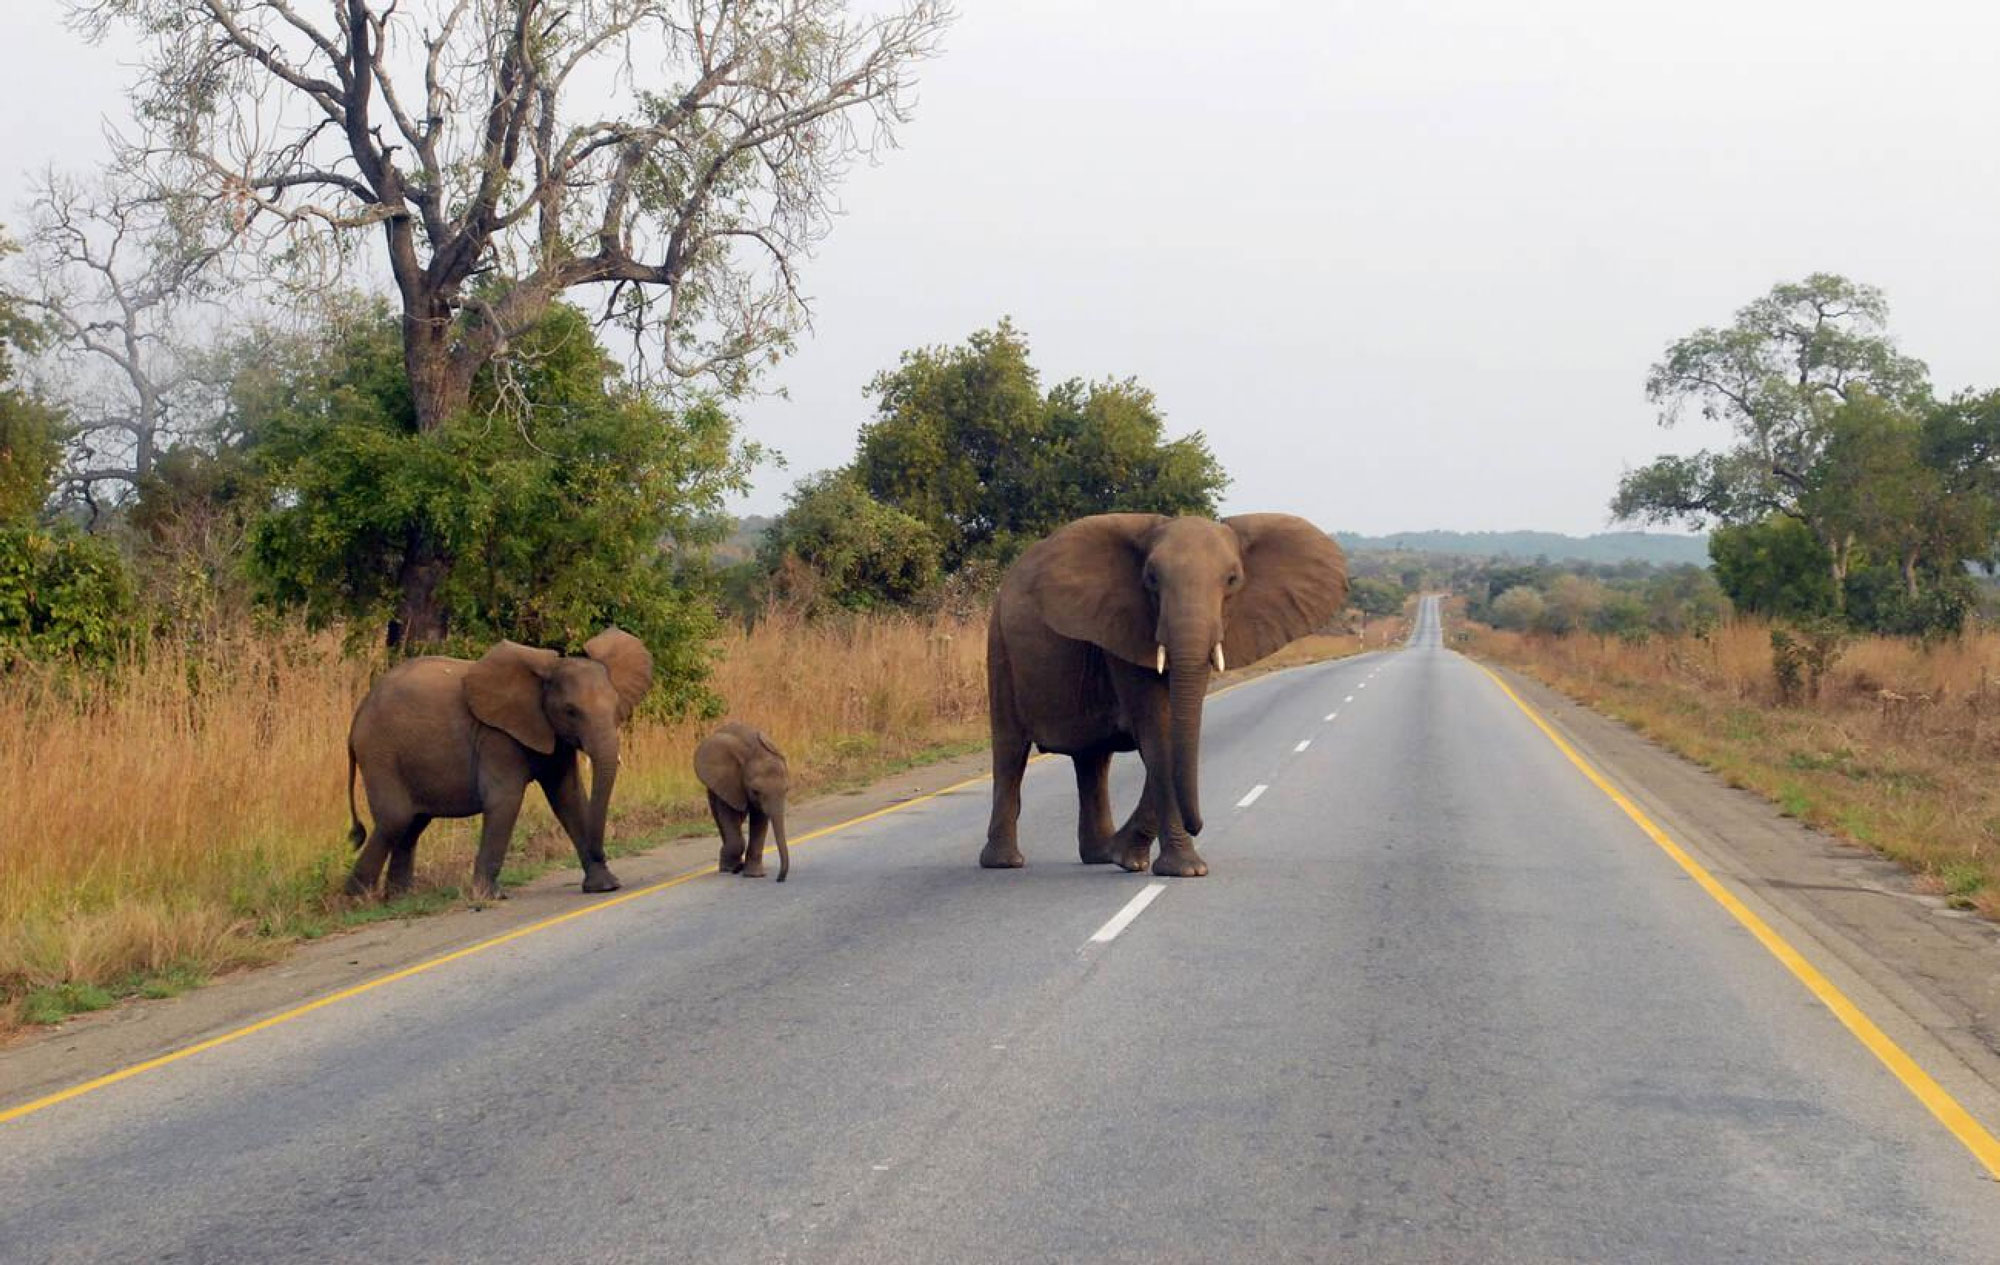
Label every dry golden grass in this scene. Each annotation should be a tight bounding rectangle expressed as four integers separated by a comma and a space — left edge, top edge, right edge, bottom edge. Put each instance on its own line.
0, 611, 986, 1032
1468, 617, 2000, 917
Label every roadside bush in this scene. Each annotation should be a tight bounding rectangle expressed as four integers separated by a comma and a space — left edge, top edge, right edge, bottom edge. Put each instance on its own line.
0, 524, 136, 666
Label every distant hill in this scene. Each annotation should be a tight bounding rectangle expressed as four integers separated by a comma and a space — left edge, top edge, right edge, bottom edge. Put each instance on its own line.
1334, 530, 1709, 567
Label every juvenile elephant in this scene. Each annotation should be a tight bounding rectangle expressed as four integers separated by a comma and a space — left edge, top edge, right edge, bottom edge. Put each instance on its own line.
983, 514, 1347, 877
345, 628, 654, 902
694, 722, 791, 882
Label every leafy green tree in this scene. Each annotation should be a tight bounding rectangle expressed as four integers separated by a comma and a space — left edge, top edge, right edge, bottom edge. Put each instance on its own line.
1347, 576, 1407, 617
0, 243, 136, 663
1707, 516, 1837, 618
1539, 573, 1606, 636
1613, 274, 1930, 607
1488, 585, 1546, 631
88, 0, 953, 643
756, 470, 941, 612
247, 303, 754, 712
851, 321, 1228, 570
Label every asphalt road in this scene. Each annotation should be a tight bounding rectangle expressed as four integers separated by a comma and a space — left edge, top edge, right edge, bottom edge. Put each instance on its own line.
5, 596, 1999, 1262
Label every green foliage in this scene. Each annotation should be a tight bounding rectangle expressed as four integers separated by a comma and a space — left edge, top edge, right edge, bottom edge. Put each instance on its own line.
0, 234, 62, 525
756, 470, 941, 612
245, 303, 753, 713
1347, 575, 1407, 617
1488, 585, 1546, 631
0, 524, 136, 665
1708, 517, 1837, 618
848, 320, 1229, 572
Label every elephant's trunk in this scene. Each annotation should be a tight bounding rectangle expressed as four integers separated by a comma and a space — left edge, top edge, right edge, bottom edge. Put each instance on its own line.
1166, 642, 1210, 837
584, 731, 621, 857
770, 803, 790, 882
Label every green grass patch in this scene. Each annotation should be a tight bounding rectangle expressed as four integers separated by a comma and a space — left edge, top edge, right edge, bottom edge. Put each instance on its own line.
1938, 862, 1986, 908
19, 981, 117, 1025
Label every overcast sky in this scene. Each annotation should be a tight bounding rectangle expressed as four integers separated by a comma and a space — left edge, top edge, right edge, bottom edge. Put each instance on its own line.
6, 1, 1998, 535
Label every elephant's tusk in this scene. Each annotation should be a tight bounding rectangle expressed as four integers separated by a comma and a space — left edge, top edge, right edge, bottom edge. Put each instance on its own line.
1156, 645, 1167, 676
1212, 643, 1226, 673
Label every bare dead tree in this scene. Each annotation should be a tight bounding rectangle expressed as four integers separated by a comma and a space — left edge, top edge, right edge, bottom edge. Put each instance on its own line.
73, 0, 952, 641
20, 173, 234, 525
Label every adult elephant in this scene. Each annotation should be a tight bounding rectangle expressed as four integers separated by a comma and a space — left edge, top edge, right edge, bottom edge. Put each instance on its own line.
346, 628, 654, 902
981, 514, 1347, 877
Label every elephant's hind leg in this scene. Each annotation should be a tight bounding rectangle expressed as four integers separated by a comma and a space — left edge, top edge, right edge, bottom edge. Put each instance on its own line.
980, 731, 1031, 869
383, 815, 432, 897
1074, 749, 1121, 864
347, 781, 414, 898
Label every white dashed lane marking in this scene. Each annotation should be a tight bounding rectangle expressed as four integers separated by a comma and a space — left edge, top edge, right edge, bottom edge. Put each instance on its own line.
1087, 883, 1168, 944
1237, 784, 1269, 808
1324, 712, 1338, 721
1294, 740, 1311, 752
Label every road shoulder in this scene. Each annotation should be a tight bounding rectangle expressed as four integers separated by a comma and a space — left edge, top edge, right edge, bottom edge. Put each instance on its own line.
0, 747, 997, 1112
1487, 661, 2000, 1117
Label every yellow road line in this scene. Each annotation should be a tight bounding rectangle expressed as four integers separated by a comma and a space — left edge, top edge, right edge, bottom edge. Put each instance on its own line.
0, 767, 997, 1127
1477, 662, 2000, 1180
0, 655, 1329, 1128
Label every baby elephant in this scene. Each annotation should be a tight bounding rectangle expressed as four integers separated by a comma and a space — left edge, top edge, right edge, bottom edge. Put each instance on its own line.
694, 722, 791, 881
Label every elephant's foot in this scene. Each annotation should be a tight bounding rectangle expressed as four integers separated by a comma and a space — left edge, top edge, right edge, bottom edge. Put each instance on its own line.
343, 873, 376, 900
1105, 827, 1154, 873
581, 865, 621, 894
469, 881, 508, 904
979, 840, 1026, 869
718, 852, 745, 874
740, 861, 767, 878
1078, 835, 1120, 865
1152, 845, 1209, 878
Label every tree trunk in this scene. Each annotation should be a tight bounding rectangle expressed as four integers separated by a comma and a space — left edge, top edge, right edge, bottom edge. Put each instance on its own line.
387, 525, 449, 649
1901, 547, 1921, 600
388, 296, 474, 649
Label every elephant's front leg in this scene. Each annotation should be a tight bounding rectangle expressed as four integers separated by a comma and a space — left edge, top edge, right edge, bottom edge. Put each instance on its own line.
1074, 749, 1121, 864
709, 791, 748, 873
470, 791, 526, 903
542, 761, 620, 893
1108, 794, 1158, 874
742, 808, 771, 877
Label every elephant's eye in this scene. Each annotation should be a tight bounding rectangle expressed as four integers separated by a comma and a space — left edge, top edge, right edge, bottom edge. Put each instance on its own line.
1142, 568, 1159, 591
1226, 571, 1242, 589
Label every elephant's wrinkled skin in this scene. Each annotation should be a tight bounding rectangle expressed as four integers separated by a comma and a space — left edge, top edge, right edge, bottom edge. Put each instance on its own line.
693, 721, 792, 882
345, 628, 654, 902
982, 514, 1347, 877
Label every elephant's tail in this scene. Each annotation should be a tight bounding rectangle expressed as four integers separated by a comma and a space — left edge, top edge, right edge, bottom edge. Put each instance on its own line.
346, 745, 365, 848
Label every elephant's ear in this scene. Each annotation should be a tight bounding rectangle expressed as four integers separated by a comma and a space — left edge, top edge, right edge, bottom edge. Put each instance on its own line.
1025, 513, 1166, 668
755, 731, 786, 763
464, 641, 561, 754
694, 734, 749, 812
1222, 514, 1350, 666
584, 627, 654, 723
